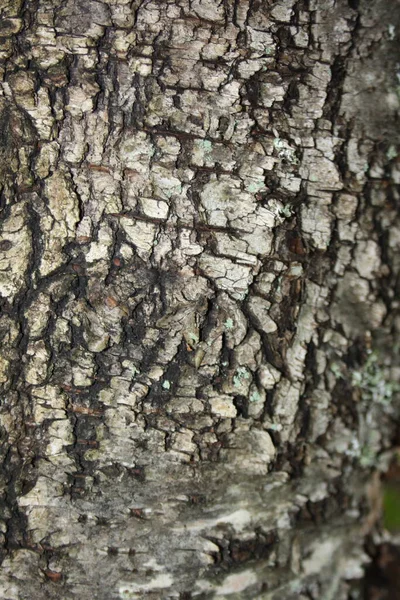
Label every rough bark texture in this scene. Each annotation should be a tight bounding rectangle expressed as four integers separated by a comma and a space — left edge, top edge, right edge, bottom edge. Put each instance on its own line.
0, 0, 399, 598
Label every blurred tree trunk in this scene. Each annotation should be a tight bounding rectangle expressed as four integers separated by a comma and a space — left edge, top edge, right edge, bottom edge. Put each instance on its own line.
0, 0, 399, 598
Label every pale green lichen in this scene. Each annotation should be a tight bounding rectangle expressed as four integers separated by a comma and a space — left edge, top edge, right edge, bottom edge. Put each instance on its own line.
386, 145, 398, 160
268, 423, 282, 432
224, 318, 234, 329
330, 362, 343, 378
279, 205, 293, 218
162, 380, 171, 390
349, 349, 400, 469
273, 138, 299, 164
201, 139, 213, 153
249, 390, 261, 403
357, 427, 382, 469
187, 331, 199, 345
352, 351, 399, 405
247, 180, 265, 193
164, 184, 182, 199
233, 366, 251, 388
359, 445, 378, 468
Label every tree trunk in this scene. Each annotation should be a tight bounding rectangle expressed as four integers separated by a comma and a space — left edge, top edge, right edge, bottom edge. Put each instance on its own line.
0, 0, 399, 598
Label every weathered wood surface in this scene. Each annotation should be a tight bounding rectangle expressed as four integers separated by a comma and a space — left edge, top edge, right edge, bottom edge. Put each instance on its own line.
0, 0, 399, 598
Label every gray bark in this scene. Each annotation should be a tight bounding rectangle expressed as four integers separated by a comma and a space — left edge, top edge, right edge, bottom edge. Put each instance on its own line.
0, 0, 399, 598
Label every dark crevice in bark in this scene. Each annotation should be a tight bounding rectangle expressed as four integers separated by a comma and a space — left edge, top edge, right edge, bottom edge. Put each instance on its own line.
0, 0, 399, 597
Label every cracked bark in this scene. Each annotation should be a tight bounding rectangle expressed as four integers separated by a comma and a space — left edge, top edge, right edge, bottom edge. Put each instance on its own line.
0, 0, 399, 598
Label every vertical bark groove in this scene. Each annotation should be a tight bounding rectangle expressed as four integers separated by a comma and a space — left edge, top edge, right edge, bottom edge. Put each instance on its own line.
0, 0, 399, 598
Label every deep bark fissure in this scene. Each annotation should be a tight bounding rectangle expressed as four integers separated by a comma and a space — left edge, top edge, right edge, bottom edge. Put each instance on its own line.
0, 0, 399, 598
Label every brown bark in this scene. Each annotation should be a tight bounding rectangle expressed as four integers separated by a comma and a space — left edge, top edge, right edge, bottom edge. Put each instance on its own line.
0, 0, 399, 598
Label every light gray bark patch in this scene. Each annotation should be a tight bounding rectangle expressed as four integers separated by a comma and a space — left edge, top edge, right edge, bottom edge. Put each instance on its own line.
0, 0, 399, 598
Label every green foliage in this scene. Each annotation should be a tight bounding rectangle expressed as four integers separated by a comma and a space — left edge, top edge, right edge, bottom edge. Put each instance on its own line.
383, 484, 400, 532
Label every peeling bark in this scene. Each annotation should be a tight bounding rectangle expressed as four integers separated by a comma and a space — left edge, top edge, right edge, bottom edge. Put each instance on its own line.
0, 0, 399, 598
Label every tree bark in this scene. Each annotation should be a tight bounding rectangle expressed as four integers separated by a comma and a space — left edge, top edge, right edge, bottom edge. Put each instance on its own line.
0, 0, 399, 598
